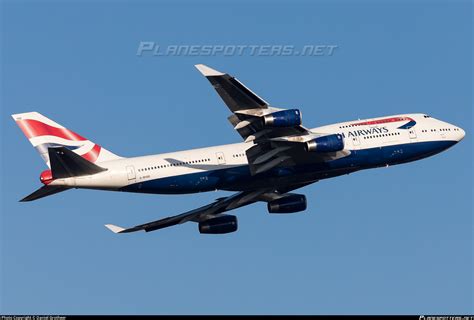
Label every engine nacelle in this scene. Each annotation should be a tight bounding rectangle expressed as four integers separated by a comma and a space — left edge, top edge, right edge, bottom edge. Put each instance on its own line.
305, 134, 344, 153
267, 194, 307, 214
199, 215, 238, 234
263, 109, 302, 127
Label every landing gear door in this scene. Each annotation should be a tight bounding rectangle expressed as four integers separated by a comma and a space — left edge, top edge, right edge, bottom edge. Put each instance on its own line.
126, 165, 136, 181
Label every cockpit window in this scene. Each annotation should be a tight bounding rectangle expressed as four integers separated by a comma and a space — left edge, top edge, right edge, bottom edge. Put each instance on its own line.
423, 115, 431, 118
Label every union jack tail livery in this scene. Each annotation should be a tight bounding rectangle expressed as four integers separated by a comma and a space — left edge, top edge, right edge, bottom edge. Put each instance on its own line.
12, 112, 121, 167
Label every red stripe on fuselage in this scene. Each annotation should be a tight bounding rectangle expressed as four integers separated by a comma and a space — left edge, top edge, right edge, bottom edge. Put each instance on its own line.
351, 117, 414, 126
16, 119, 87, 141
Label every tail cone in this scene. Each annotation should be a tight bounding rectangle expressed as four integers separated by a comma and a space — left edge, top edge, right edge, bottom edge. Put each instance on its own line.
40, 169, 53, 185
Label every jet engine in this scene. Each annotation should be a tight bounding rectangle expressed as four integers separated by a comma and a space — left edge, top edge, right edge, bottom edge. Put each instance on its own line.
305, 134, 344, 153
267, 194, 307, 214
263, 109, 302, 127
199, 215, 238, 234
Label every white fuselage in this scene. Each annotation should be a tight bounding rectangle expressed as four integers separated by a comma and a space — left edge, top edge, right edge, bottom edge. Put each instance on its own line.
48, 113, 465, 193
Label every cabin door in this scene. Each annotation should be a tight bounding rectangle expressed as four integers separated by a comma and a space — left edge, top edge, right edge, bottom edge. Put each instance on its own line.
126, 165, 136, 180
216, 152, 226, 165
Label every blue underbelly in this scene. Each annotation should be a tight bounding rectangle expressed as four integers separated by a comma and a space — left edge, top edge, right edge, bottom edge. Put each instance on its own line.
120, 140, 457, 194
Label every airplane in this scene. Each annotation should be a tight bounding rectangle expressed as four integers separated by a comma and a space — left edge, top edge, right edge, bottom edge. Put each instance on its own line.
12, 64, 465, 235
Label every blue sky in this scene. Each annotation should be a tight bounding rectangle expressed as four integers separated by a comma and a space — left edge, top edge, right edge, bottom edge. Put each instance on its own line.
1, 0, 472, 315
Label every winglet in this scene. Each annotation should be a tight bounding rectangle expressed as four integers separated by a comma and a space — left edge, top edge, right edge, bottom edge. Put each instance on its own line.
105, 224, 126, 234
195, 64, 225, 76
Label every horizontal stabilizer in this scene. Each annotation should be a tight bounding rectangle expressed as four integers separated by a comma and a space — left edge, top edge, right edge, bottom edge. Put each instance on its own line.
49, 147, 107, 179
20, 185, 70, 202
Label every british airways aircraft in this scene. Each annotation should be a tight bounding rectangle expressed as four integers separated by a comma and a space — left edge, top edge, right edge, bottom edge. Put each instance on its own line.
12, 64, 465, 235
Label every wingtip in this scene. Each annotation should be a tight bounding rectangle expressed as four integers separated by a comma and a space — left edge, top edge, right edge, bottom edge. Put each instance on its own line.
105, 224, 126, 234
194, 64, 225, 76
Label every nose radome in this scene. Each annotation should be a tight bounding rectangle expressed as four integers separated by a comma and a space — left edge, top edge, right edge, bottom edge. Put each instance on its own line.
458, 128, 465, 141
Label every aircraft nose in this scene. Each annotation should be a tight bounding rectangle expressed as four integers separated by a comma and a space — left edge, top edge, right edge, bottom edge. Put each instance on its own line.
458, 127, 465, 141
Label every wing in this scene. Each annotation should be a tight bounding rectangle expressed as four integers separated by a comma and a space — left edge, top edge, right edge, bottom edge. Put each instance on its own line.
195, 64, 311, 142
105, 189, 271, 234
195, 64, 350, 175
104, 182, 318, 234
194, 64, 269, 112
